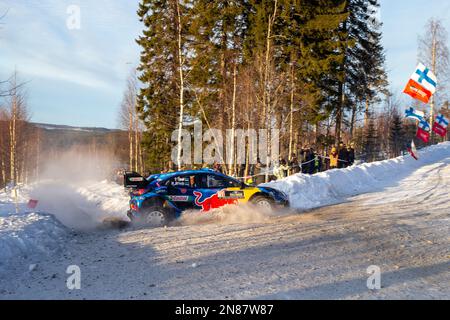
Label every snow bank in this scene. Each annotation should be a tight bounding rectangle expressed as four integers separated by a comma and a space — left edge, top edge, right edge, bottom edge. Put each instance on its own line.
264, 142, 450, 210
0, 179, 128, 275
0, 212, 67, 276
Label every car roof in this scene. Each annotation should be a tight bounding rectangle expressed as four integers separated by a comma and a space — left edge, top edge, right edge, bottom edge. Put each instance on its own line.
151, 169, 235, 182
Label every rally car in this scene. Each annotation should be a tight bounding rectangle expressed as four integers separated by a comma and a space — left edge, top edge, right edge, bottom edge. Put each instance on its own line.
124, 169, 289, 226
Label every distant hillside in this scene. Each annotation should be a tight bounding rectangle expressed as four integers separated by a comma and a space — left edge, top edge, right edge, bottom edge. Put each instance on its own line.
33, 122, 129, 167
32, 123, 121, 133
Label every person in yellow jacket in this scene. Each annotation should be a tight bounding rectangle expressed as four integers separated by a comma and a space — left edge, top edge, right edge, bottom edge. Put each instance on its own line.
329, 146, 339, 169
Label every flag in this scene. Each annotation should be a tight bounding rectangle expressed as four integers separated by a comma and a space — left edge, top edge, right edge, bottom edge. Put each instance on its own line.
405, 107, 425, 122
432, 113, 449, 137
403, 63, 437, 104
407, 140, 419, 160
27, 199, 39, 209
416, 120, 430, 143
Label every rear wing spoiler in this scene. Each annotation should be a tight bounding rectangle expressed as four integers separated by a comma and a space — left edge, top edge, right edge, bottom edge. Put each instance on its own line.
123, 172, 149, 189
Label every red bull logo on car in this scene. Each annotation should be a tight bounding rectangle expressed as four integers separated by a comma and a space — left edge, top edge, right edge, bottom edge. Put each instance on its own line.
193, 191, 238, 212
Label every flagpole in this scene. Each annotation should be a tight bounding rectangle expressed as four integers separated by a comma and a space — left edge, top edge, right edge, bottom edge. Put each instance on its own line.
430, 32, 437, 144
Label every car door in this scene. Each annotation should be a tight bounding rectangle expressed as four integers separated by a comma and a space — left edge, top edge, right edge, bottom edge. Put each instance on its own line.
193, 173, 242, 211
164, 174, 197, 211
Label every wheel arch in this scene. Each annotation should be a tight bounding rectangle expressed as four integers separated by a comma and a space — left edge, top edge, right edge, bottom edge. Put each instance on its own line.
141, 195, 166, 209
248, 192, 273, 203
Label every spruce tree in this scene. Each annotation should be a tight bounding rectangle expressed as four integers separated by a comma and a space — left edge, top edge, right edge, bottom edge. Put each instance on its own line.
363, 113, 379, 162
389, 112, 405, 157
136, 0, 192, 172
336, 0, 388, 143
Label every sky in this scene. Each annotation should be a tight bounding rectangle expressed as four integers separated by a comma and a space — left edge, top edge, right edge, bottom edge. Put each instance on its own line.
0, 0, 449, 129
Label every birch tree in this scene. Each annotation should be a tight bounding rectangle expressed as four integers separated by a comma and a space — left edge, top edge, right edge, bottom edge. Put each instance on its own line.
418, 18, 450, 132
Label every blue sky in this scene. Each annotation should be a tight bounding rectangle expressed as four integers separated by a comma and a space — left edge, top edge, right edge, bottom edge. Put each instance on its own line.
0, 0, 449, 129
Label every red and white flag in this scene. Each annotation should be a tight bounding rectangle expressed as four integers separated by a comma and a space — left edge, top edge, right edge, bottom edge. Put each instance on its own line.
432, 113, 449, 137
416, 120, 431, 143
403, 63, 437, 104
407, 140, 419, 160
27, 199, 39, 209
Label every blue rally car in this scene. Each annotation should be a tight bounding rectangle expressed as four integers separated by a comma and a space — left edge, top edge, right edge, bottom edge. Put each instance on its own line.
124, 169, 289, 226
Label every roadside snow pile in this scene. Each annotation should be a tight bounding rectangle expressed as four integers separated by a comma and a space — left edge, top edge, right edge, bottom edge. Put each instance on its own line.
0, 212, 68, 276
0, 179, 128, 275
264, 142, 450, 210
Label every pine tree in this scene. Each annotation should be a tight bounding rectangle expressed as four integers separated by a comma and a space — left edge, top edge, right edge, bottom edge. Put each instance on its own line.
363, 113, 379, 162
189, 1, 249, 132
269, 0, 349, 140
336, 0, 388, 143
136, 0, 192, 171
389, 112, 405, 158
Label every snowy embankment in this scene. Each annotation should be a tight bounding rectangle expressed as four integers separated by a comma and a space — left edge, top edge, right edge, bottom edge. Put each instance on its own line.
265, 142, 450, 210
0, 180, 129, 276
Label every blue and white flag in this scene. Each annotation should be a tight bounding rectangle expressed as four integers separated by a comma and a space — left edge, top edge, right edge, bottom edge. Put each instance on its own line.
411, 63, 437, 95
405, 107, 425, 122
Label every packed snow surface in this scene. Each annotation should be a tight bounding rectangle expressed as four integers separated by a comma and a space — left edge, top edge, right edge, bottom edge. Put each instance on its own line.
0, 142, 449, 299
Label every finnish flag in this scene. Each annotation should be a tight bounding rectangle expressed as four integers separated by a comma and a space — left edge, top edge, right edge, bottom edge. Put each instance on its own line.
410, 63, 437, 94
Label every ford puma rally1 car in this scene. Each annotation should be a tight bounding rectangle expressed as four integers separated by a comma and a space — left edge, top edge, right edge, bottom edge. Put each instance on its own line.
124, 169, 289, 226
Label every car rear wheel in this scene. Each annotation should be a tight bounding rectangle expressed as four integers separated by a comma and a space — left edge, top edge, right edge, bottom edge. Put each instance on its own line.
142, 206, 171, 227
251, 195, 274, 211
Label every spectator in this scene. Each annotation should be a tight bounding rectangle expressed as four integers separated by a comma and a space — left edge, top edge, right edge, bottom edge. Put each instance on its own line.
314, 153, 322, 173
347, 143, 355, 166
274, 158, 289, 180
307, 148, 315, 175
338, 142, 348, 169
329, 146, 339, 169
254, 158, 265, 185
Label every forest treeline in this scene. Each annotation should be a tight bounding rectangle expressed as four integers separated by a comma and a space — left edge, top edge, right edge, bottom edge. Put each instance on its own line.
134, 0, 390, 173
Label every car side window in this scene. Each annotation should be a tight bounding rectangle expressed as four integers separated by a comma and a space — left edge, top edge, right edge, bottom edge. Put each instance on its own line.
205, 174, 240, 189
167, 175, 196, 188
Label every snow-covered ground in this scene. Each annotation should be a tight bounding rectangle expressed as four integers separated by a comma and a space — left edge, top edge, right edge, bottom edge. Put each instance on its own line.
0, 143, 449, 299
0, 180, 129, 278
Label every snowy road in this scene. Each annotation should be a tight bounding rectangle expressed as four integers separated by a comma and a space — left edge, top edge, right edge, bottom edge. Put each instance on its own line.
1, 152, 449, 299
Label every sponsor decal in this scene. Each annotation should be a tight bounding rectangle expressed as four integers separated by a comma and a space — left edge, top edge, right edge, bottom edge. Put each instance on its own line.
193, 191, 238, 212
222, 190, 245, 199
168, 196, 190, 202
129, 177, 145, 182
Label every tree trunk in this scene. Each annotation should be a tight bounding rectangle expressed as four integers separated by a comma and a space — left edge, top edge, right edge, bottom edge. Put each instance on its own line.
429, 27, 437, 143
349, 104, 357, 139
134, 113, 139, 172
263, 0, 278, 182
175, 0, 185, 171
9, 94, 16, 186
128, 110, 133, 171
228, 64, 237, 175
288, 63, 295, 161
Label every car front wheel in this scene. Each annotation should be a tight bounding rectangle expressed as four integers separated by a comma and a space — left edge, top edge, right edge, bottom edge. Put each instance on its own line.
251, 195, 274, 211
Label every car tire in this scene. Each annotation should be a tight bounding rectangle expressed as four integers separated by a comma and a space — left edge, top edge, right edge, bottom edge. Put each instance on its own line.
141, 206, 173, 227
251, 195, 275, 211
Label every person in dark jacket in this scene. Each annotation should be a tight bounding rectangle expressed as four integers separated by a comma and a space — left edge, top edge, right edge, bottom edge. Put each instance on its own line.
347, 143, 355, 166
254, 158, 265, 185
307, 148, 315, 174
338, 142, 348, 169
